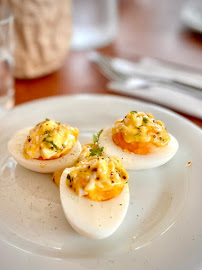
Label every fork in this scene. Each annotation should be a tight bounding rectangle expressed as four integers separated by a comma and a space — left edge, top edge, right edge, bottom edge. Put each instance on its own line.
93, 56, 152, 89
90, 52, 202, 92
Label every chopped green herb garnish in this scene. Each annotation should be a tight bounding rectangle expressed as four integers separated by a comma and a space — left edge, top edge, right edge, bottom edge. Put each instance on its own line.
143, 117, 149, 123
50, 141, 58, 150
44, 130, 50, 135
134, 132, 140, 137
56, 121, 60, 125
42, 138, 58, 150
93, 129, 103, 144
130, 111, 137, 114
88, 130, 104, 157
89, 147, 104, 157
45, 118, 50, 121
93, 134, 97, 144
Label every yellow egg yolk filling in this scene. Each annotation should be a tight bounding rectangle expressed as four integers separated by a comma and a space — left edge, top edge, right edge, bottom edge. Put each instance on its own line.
52, 169, 63, 187
112, 111, 170, 155
66, 156, 128, 201
78, 142, 95, 161
51, 141, 103, 188
23, 119, 79, 160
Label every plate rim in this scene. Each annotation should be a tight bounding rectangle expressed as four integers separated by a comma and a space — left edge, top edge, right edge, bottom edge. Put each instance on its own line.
7, 94, 202, 134
0, 94, 201, 270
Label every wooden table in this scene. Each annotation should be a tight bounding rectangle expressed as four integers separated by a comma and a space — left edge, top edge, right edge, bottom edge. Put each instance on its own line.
15, 0, 202, 127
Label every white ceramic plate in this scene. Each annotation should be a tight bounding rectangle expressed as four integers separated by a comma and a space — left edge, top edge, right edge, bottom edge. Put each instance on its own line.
0, 95, 201, 270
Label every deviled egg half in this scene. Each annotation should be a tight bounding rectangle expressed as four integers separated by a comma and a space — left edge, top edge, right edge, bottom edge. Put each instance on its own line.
99, 111, 178, 170
8, 119, 81, 173
52, 131, 130, 239
60, 155, 130, 239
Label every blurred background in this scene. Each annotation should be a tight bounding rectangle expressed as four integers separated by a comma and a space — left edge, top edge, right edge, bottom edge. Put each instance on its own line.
0, 0, 202, 124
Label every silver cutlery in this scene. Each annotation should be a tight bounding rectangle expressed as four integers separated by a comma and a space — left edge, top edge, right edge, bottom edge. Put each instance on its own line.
89, 52, 202, 92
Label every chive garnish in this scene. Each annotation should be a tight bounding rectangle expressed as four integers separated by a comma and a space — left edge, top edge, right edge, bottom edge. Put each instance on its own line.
143, 117, 149, 123
42, 138, 58, 150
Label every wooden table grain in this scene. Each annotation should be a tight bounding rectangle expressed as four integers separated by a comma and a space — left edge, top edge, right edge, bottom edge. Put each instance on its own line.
15, 0, 202, 127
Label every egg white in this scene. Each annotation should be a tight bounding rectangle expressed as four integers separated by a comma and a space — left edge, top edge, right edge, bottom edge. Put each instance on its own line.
99, 127, 179, 170
60, 168, 130, 239
8, 128, 81, 173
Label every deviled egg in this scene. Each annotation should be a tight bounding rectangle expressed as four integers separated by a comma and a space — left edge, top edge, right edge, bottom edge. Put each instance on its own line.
60, 156, 130, 239
99, 111, 178, 170
8, 119, 81, 173
52, 130, 104, 187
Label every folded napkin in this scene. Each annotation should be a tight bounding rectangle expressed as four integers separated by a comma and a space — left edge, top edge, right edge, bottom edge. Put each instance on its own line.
107, 58, 202, 119
181, 0, 202, 33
